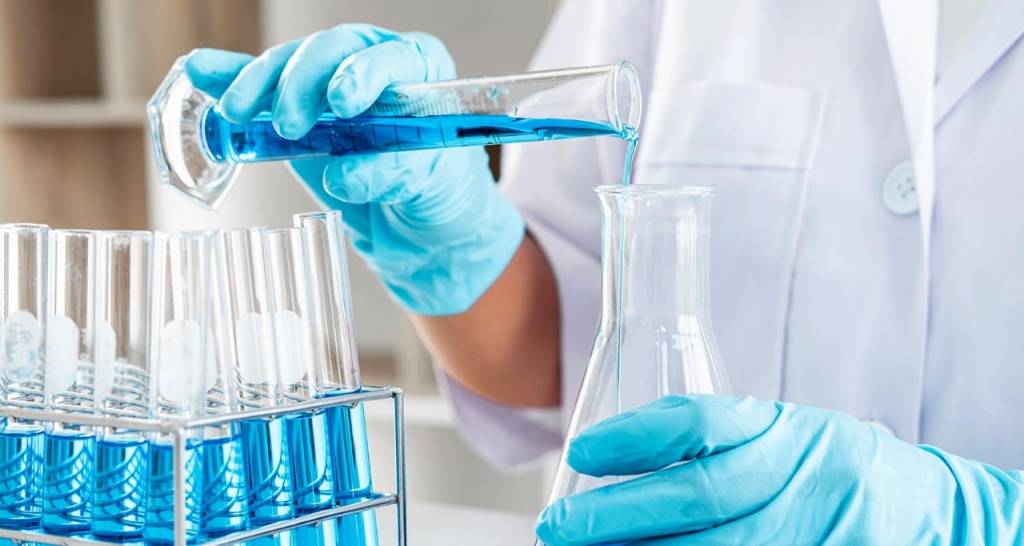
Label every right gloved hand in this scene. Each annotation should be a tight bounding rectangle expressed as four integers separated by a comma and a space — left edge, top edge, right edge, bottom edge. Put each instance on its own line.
184, 25, 524, 316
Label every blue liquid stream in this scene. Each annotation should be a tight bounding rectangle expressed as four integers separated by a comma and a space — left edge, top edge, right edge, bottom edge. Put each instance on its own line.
201, 431, 249, 537
146, 439, 202, 544
42, 430, 94, 534
93, 433, 148, 540
202, 110, 635, 164
0, 425, 43, 528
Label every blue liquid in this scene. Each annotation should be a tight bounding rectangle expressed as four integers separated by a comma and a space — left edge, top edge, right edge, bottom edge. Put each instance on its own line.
202, 110, 634, 164
325, 397, 378, 546
145, 439, 201, 544
285, 410, 333, 513
93, 433, 148, 540
622, 133, 638, 185
291, 519, 339, 545
239, 417, 293, 526
0, 425, 43, 528
42, 430, 94, 534
201, 431, 249, 537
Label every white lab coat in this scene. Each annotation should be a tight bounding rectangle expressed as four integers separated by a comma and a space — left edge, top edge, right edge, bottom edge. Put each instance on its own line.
440, 0, 1024, 470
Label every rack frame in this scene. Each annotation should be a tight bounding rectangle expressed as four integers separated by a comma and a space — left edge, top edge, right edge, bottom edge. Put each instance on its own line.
0, 386, 407, 546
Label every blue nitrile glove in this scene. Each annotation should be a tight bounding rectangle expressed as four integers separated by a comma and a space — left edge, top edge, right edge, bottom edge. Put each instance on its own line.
536, 394, 1024, 545
183, 25, 524, 315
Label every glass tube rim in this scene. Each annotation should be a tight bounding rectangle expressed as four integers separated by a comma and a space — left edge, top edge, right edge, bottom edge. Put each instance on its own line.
98, 229, 154, 240
154, 228, 218, 239
264, 226, 302, 237
293, 210, 341, 222
610, 60, 642, 131
50, 228, 98, 237
0, 222, 49, 233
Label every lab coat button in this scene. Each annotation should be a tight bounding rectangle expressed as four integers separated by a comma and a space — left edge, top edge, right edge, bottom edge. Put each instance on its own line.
882, 161, 919, 216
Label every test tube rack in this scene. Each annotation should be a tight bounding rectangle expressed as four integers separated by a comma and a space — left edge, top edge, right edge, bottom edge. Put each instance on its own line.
0, 386, 407, 546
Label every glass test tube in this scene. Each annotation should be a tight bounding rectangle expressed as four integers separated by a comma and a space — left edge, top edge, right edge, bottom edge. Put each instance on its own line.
145, 231, 211, 544
294, 211, 377, 544
200, 232, 250, 538
264, 228, 335, 515
92, 231, 154, 541
217, 228, 295, 530
42, 230, 98, 535
0, 224, 48, 530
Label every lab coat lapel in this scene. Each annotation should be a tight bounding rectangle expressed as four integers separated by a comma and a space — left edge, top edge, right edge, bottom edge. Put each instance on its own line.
876, 0, 937, 245
876, 0, 936, 442
935, 0, 1024, 124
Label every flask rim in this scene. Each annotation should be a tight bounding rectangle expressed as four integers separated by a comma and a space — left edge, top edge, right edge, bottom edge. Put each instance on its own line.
594, 183, 717, 196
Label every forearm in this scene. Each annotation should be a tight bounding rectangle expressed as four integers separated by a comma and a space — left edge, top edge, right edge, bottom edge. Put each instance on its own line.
410, 233, 561, 407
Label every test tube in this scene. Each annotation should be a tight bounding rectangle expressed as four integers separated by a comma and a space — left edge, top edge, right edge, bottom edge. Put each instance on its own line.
145, 231, 210, 543
264, 227, 332, 510
150, 59, 642, 209
200, 231, 250, 539
294, 211, 377, 544
0, 224, 48, 530
92, 231, 154, 541
41, 230, 98, 535
264, 227, 339, 543
217, 228, 295, 530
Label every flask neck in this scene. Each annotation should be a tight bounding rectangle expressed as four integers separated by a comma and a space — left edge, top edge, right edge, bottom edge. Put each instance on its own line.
597, 188, 715, 329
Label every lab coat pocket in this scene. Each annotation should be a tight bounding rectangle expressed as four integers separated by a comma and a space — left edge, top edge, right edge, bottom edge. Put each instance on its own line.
633, 82, 827, 400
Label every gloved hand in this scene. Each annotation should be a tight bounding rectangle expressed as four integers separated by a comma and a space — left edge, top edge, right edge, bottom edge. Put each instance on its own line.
183, 25, 524, 315
536, 395, 1024, 545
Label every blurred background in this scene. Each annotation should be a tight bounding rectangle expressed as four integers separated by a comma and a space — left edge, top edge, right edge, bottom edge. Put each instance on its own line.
0, 0, 560, 516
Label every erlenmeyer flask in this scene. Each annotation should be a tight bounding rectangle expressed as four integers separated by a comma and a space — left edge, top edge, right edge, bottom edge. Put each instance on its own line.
540, 184, 731, 541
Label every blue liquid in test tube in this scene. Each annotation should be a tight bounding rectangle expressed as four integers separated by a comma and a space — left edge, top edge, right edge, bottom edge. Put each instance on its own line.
328, 399, 378, 545
203, 110, 630, 164
145, 439, 202, 544
241, 417, 293, 526
0, 424, 44, 528
286, 409, 334, 513
41, 429, 94, 534
93, 433, 148, 540
201, 430, 248, 537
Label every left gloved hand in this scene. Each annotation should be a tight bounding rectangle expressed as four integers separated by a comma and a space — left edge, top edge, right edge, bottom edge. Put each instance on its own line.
536, 395, 1024, 545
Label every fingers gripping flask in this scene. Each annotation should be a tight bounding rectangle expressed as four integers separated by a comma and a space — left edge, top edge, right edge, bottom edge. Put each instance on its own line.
540, 185, 732, 542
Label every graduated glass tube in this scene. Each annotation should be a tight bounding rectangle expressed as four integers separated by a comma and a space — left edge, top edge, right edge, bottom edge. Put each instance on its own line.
538, 185, 731, 546
145, 231, 211, 543
217, 228, 295, 533
294, 211, 377, 544
201, 237, 250, 539
148, 58, 641, 208
42, 230, 98, 535
0, 224, 48, 530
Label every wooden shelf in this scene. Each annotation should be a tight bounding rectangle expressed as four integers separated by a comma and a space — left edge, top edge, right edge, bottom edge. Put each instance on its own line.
0, 98, 146, 128
0, 0, 261, 229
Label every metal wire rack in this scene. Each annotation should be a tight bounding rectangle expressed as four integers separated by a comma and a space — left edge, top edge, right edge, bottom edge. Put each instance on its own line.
0, 386, 407, 546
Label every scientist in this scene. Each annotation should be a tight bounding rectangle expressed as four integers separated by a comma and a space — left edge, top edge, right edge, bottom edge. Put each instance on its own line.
185, 0, 1024, 543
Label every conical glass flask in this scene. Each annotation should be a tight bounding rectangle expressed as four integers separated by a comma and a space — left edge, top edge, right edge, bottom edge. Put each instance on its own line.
539, 184, 731, 542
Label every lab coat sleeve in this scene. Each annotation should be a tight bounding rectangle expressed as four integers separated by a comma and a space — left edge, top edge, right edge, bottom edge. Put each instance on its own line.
437, 0, 660, 467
